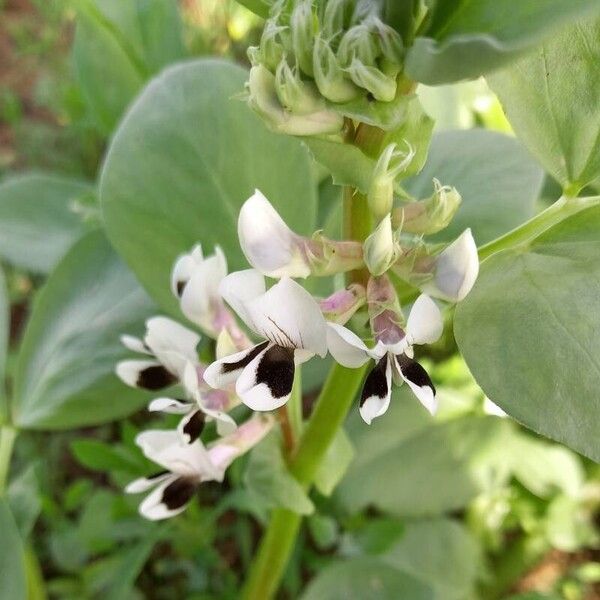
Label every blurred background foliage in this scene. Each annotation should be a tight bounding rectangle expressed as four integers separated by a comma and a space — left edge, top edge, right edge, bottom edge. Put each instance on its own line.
0, 1, 598, 599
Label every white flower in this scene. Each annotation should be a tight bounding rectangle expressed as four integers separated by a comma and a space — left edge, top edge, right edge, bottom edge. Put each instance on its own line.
171, 244, 234, 339
204, 270, 327, 411
116, 317, 200, 391
363, 213, 398, 276
126, 415, 273, 520
327, 294, 443, 423
238, 190, 311, 278
422, 229, 479, 302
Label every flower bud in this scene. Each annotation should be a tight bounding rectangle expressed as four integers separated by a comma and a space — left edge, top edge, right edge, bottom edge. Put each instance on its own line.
368, 143, 415, 220
337, 24, 379, 68
275, 59, 321, 114
367, 275, 405, 348
291, 0, 316, 76
394, 179, 462, 235
363, 213, 398, 276
373, 18, 404, 65
346, 58, 397, 102
313, 35, 361, 103
319, 284, 367, 324
322, 0, 353, 37
258, 19, 289, 71
421, 229, 479, 302
307, 233, 364, 276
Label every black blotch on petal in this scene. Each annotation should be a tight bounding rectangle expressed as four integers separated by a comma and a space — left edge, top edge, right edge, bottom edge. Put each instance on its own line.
396, 354, 436, 395
176, 280, 186, 297
256, 345, 295, 399
183, 410, 206, 444
162, 477, 197, 510
137, 365, 177, 390
221, 340, 269, 374
360, 355, 389, 407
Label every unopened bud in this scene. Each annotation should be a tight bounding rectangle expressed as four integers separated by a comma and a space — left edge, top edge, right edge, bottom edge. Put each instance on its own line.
322, 0, 353, 37
394, 179, 461, 235
367, 275, 406, 349
275, 59, 321, 114
368, 143, 415, 220
347, 59, 397, 102
363, 213, 398, 276
373, 18, 404, 64
337, 24, 379, 68
291, 0, 316, 76
319, 284, 367, 324
259, 19, 289, 71
313, 35, 360, 103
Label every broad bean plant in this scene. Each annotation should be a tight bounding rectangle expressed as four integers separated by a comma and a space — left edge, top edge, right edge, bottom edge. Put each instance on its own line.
1, 0, 600, 598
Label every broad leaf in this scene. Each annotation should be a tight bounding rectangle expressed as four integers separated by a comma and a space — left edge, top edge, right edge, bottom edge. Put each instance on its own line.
101, 59, 318, 313
405, 1, 599, 84
302, 558, 434, 600
382, 518, 482, 600
488, 17, 600, 193
313, 427, 354, 497
0, 499, 26, 600
12, 231, 155, 430
454, 205, 600, 461
336, 392, 511, 516
0, 268, 8, 421
404, 130, 544, 244
0, 173, 91, 273
7, 465, 41, 540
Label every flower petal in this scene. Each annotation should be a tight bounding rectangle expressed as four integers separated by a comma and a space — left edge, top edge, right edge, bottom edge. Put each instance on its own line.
125, 470, 171, 493
326, 323, 371, 368
148, 397, 192, 414
171, 244, 204, 297
203, 341, 269, 389
246, 277, 327, 356
219, 269, 266, 332
406, 294, 443, 346
238, 189, 310, 278
120, 334, 151, 355
236, 344, 295, 411
138, 474, 197, 521
116, 360, 176, 390
359, 354, 392, 425
395, 354, 437, 414
424, 228, 479, 302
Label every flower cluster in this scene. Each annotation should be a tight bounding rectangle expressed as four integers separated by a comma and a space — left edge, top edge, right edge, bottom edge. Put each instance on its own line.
245, 0, 406, 136
116, 185, 478, 520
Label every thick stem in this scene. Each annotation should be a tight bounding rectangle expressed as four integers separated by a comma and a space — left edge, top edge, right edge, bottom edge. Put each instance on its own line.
288, 367, 303, 441
0, 425, 17, 494
343, 187, 372, 286
241, 364, 366, 599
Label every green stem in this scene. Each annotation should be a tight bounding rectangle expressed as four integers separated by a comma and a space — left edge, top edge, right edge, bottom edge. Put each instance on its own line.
242, 364, 366, 599
25, 544, 47, 600
288, 367, 303, 441
343, 188, 371, 286
478, 195, 600, 261
0, 425, 17, 494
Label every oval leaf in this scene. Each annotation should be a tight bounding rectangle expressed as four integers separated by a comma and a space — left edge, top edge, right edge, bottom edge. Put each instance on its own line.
455, 205, 600, 461
101, 59, 317, 313
0, 499, 26, 600
12, 231, 155, 430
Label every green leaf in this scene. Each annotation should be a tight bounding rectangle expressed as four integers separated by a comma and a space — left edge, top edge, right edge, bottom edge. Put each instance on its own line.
234, 0, 271, 19
382, 518, 482, 600
488, 17, 600, 193
0, 499, 26, 600
244, 434, 314, 515
0, 173, 91, 273
454, 205, 600, 461
0, 268, 8, 421
70, 439, 143, 474
336, 391, 511, 516
12, 231, 155, 430
404, 129, 544, 244
405, 1, 600, 84
313, 427, 354, 497
101, 59, 318, 313
301, 558, 434, 600
74, 0, 185, 135
7, 464, 41, 539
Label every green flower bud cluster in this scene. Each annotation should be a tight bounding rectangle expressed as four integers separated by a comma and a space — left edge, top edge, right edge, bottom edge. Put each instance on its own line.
245, 0, 405, 136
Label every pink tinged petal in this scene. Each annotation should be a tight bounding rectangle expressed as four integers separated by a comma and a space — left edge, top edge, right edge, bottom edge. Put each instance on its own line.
359, 354, 393, 425
120, 334, 151, 355
236, 344, 295, 411
406, 294, 443, 346
319, 284, 366, 325
148, 397, 192, 414
326, 323, 371, 368
203, 341, 270, 390
238, 190, 311, 278
246, 277, 328, 357
424, 228, 479, 302
138, 474, 197, 521
171, 244, 204, 297
115, 360, 176, 390
395, 354, 437, 415
219, 269, 266, 333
